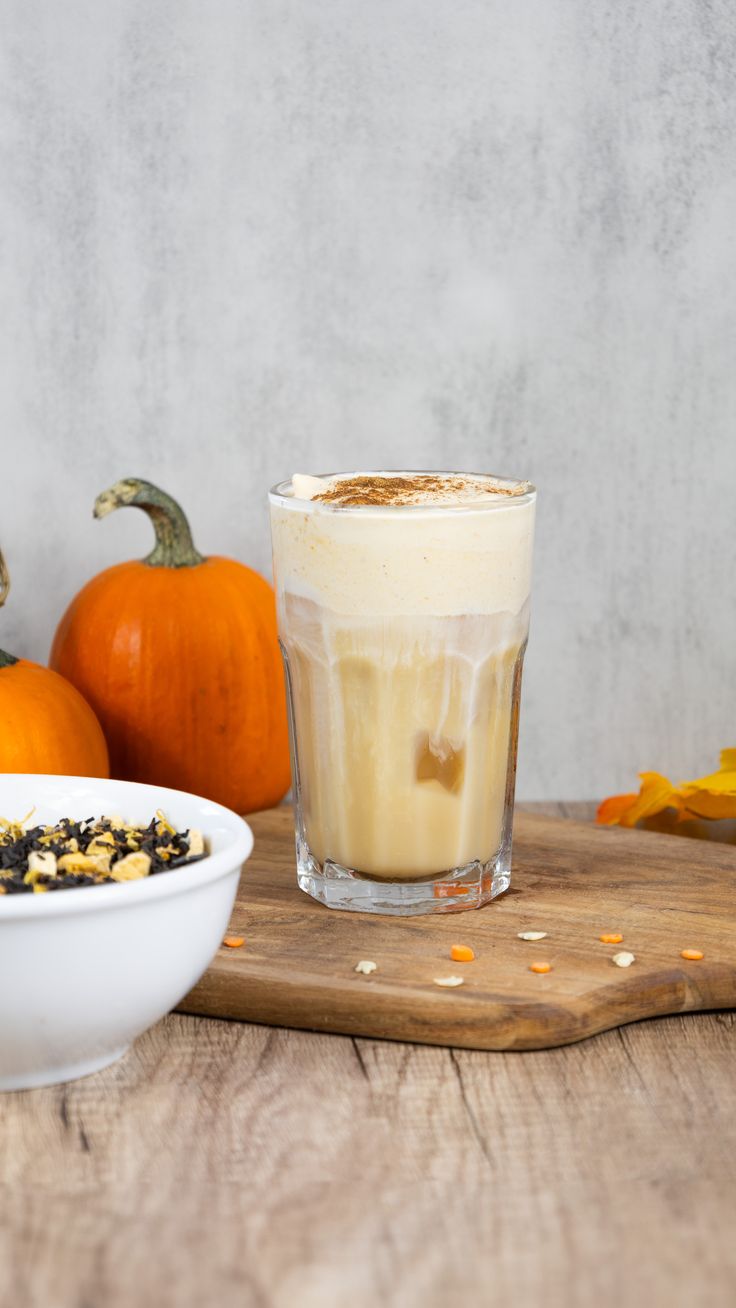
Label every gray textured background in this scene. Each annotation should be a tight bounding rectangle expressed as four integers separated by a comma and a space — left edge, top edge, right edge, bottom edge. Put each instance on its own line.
1, 0, 734, 799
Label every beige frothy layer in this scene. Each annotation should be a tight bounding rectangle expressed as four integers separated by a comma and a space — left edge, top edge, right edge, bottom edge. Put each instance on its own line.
270, 478, 535, 618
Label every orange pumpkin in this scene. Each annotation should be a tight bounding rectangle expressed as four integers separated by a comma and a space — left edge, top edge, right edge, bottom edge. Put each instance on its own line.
0, 549, 109, 777
50, 478, 290, 814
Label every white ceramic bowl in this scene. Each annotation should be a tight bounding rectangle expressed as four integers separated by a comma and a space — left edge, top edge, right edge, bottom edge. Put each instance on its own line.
0, 775, 253, 1091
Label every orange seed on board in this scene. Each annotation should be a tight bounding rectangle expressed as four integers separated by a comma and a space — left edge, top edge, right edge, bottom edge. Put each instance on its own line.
450, 944, 475, 963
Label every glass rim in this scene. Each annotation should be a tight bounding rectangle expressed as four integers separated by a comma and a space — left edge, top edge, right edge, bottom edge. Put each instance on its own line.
268, 469, 537, 514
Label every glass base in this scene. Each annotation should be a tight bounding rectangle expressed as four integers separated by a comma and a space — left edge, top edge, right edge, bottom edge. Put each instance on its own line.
296, 835, 511, 916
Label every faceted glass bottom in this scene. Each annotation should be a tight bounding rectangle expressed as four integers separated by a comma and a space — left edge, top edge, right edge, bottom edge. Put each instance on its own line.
295, 830, 512, 916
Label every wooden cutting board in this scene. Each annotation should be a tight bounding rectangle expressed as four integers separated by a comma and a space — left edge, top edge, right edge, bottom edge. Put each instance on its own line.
179, 806, 736, 1050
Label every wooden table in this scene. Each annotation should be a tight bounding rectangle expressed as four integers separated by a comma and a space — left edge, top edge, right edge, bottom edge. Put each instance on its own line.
2, 804, 734, 1308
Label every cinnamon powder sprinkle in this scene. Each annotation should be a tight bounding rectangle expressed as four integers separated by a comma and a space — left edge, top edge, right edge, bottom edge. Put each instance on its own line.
313, 474, 529, 508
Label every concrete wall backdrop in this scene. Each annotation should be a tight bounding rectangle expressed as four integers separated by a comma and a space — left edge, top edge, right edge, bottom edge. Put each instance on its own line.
1, 0, 734, 798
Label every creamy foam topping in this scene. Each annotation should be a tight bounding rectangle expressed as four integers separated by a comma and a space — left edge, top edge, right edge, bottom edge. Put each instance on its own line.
291, 471, 530, 508
270, 471, 536, 618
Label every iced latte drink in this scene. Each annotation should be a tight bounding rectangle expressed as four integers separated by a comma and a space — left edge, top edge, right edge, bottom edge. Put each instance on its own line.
269, 472, 536, 914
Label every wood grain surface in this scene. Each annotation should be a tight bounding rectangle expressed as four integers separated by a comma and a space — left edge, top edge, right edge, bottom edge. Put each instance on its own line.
2, 805, 734, 1308
180, 805, 736, 1049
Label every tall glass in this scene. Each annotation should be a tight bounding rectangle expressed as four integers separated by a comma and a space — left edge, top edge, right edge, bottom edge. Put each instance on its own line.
269, 472, 536, 915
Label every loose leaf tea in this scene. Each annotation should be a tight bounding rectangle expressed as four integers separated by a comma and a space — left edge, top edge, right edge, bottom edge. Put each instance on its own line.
0, 809, 206, 894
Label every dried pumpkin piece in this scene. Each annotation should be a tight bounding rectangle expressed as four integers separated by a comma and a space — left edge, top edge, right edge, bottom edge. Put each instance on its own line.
58, 852, 108, 875
88, 831, 116, 847
109, 851, 152, 881
83, 842, 113, 871
27, 850, 57, 878
186, 829, 204, 857
89, 851, 114, 873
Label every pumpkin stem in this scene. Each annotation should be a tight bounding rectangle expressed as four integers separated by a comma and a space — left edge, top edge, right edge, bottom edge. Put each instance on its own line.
94, 479, 205, 568
0, 548, 19, 668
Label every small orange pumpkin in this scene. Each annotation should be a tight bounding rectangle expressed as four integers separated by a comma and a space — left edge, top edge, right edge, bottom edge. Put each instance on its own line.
50, 478, 290, 814
0, 549, 109, 777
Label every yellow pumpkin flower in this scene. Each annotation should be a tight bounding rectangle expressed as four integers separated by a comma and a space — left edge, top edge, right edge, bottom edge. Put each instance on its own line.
597, 750, 736, 826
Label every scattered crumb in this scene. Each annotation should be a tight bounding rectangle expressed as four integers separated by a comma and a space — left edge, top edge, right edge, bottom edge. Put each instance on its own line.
354, 960, 377, 975
518, 931, 548, 942
529, 961, 552, 974
612, 951, 635, 968
681, 949, 704, 961
222, 935, 245, 949
433, 975, 465, 988
450, 944, 475, 962
600, 933, 624, 944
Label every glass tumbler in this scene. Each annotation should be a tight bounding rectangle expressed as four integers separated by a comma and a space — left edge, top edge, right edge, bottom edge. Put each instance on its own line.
269, 472, 536, 915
